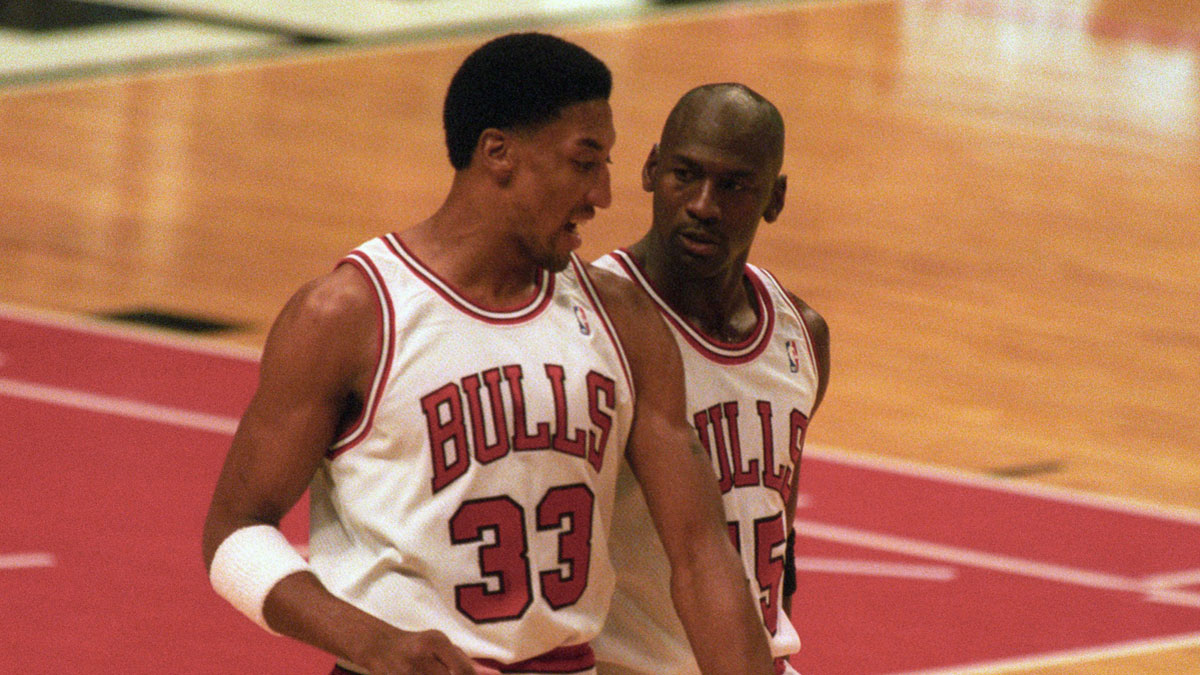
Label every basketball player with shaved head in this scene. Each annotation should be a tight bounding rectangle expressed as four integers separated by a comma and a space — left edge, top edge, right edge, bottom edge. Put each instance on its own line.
592, 84, 831, 675
201, 34, 774, 675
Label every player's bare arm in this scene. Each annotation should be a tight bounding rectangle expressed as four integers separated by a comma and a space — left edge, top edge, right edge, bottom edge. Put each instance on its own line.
201, 264, 481, 675
588, 265, 774, 674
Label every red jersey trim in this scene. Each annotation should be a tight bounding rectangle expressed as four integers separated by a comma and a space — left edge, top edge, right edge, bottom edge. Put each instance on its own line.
382, 233, 554, 324
327, 252, 395, 458
475, 643, 596, 673
570, 253, 636, 401
758, 266, 819, 378
608, 249, 775, 365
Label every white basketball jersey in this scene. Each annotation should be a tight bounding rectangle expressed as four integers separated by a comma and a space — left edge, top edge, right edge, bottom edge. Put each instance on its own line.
592, 250, 818, 675
309, 234, 635, 674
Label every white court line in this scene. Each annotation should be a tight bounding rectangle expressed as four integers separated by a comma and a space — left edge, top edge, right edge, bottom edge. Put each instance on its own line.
1144, 568, 1200, 589
796, 518, 1200, 609
0, 552, 57, 570
0, 376, 239, 436
889, 631, 1200, 675
806, 445, 1200, 526
6, 304, 1199, 669
794, 557, 956, 581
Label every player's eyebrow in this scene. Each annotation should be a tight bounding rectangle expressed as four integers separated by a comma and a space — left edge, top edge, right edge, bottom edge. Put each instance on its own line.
578, 138, 609, 153
576, 138, 613, 164
669, 153, 755, 178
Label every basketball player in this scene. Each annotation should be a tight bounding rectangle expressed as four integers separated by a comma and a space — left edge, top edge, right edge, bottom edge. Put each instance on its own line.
591, 84, 830, 675
201, 34, 773, 675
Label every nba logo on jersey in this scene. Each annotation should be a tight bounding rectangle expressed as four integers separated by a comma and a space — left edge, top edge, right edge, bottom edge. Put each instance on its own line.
785, 339, 800, 373
573, 305, 591, 336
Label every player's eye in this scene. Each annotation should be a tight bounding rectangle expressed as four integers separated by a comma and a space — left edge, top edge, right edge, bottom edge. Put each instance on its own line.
672, 167, 697, 182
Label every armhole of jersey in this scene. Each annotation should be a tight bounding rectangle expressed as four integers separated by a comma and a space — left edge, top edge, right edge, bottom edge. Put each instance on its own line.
570, 254, 636, 402
757, 267, 819, 379
327, 251, 395, 459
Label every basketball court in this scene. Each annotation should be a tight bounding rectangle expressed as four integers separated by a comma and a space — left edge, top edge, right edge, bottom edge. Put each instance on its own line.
2, 0, 1199, 672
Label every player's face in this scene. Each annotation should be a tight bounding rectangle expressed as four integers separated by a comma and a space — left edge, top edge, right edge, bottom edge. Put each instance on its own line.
644, 124, 784, 280
507, 100, 615, 272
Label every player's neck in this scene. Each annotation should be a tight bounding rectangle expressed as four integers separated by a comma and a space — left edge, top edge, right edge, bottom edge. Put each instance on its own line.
631, 243, 758, 343
399, 201, 545, 309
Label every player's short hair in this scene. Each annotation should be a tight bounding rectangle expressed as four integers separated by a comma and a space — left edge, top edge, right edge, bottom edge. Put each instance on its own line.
443, 32, 612, 170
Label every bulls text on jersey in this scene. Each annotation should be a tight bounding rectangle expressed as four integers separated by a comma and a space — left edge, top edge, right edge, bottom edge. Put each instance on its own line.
421, 363, 618, 493
693, 399, 809, 506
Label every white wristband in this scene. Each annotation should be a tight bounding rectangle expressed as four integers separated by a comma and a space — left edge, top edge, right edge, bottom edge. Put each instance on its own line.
209, 524, 311, 634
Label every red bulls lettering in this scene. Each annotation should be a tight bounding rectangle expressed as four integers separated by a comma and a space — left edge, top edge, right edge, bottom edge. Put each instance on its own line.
545, 364, 586, 459
696, 401, 729, 492
422, 382, 470, 492
693, 400, 809, 502
785, 408, 809, 504
585, 371, 615, 473
759, 400, 789, 498
421, 364, 618, 493
461, 368, 510, 464
506, 364, 551, 451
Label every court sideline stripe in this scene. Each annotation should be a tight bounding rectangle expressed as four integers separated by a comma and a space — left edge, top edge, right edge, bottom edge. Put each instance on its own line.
0, 552, 57, 570
793, 557, 956, 581
6, 304, 1200, 527
796, 518, 1200, 608
0, 376, 239, 436
890, 631, 1200, 675
8, 352, 1190, 603
0, 302, 261, 361
806, 445, 1200, 525
5, 301, 1199, 526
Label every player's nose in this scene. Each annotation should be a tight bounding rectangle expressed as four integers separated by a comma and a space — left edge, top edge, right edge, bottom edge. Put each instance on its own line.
588, 163, 612, 210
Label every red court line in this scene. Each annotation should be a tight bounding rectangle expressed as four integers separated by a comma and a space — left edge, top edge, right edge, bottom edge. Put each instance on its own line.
793, 448, 1200, 674
0, 303, 259, 418
1, 395, 318, 674
0, 307, 315, 674
4, 306, 1200, 674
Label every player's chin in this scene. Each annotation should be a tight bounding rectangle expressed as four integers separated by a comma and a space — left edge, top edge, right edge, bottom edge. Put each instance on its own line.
544, 255, 572, 273
564, 221, 584, 247
670, 245, 725, 278
552, 224, 584, 266
535, 245, 573, 273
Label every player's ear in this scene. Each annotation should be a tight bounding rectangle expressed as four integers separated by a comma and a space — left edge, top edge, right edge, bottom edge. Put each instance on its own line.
763, 174, 787, 223
477, 128, 515, 183
641, 144, 660, 192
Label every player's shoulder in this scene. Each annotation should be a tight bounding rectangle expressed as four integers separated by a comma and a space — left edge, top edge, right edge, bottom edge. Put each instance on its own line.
753, 265, 828, 348
755, 267, 832, 412
790, 293, 828, 348
296, 264, 376, 324
267, 263, 378, 350
583, 260, 650, 314
581, 259, 671, 352
588, 250, 626, 276
253, 263, 381, 390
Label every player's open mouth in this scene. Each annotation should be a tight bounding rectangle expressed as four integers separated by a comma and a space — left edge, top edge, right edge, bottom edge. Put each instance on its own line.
563, 221, 583, 250
677, 230, 719, 257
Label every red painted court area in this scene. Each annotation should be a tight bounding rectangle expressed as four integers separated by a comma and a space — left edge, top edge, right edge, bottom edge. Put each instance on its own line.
2, 305, 1200, 674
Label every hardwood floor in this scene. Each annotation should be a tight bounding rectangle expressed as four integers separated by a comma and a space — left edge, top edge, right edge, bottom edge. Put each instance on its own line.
2, 0, 1198, 670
